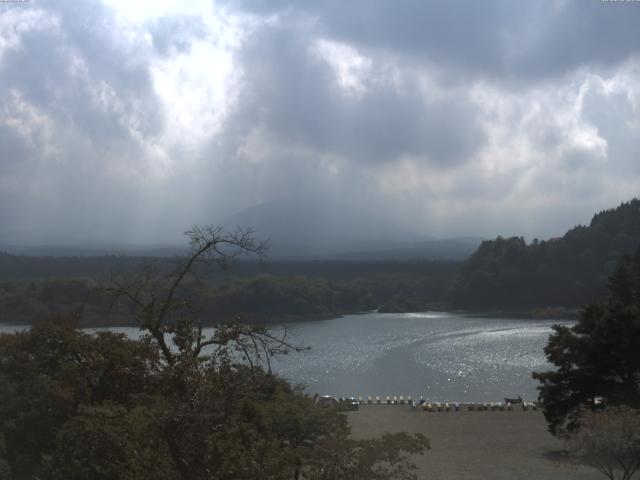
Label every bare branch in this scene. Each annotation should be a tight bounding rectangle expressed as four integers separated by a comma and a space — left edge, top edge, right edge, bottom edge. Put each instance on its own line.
99, 225, 296, 372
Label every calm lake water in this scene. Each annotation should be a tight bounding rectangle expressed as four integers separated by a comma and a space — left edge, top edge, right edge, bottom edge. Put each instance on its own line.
0, 312, 570, 402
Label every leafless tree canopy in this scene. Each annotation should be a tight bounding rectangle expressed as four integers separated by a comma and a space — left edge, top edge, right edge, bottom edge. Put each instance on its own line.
569, 406, 640, 480
103, 225, 302, 368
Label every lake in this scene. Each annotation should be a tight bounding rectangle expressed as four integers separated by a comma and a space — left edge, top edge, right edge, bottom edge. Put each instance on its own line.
0, 311, 570, 403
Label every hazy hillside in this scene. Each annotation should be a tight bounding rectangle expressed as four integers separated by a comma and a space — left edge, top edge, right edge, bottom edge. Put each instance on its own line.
221, 195, 410, 246
453, 199, 640, 309
222, 196, 481, 260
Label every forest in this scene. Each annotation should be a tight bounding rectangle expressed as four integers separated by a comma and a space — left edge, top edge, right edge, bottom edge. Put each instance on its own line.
0, 257, 457, 326
0, 225, 431, 479
452, 199, 640, 310
1, 200, 640, 325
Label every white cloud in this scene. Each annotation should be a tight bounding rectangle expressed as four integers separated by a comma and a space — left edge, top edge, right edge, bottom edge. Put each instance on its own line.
1, 0, 640, 244
312, 39, 372, 97
150, 37, 239, 150
102, 0, 214, 24
0, 7, 58, 62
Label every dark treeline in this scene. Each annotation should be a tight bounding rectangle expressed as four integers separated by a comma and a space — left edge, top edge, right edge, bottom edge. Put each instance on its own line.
0, 253, 154, 281
2, 199, 640, 322
0, 258, 458, 325
0, 252, 458, 283
194, 275, 377, 322
453, 199, 640, 310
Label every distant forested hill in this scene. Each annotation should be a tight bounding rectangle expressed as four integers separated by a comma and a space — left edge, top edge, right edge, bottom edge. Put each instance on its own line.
453, 199, 640, 309
0, 255, 458, 325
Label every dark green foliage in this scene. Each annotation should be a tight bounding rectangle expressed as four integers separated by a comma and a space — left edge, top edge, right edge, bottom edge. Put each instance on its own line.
378, 293, 428, 313
0, 261, 458, 324
533, 248, 640, 436
354, 266, 455, 311
199, 275, 376, 321
454, 199, 640, 309
0, 320, 160, 479
0, 276, 375, 326
0, 432, 9, 480
0, 280, 121, 326
0, 227, 429, 479
0, 319, 429, 480
52, 404, 176, 480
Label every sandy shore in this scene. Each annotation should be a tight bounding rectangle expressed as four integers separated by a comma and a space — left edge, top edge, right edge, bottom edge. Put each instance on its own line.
348, 405, 601, 480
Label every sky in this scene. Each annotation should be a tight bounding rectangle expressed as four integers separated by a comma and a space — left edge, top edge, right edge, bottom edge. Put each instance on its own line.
1, 0, 639, 246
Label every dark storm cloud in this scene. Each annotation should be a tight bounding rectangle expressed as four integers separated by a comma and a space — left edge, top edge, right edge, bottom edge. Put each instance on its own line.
516, 1, 640, 78
0, 0, 163, 156
225, 0, 518, 76
227, 0, 640, 80
221, 22, 484, 167
0, 0, 166, 243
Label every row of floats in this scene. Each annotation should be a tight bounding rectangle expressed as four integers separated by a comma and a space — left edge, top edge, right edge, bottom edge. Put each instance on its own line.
329, 395, 539, 411
417, 401, 538, 412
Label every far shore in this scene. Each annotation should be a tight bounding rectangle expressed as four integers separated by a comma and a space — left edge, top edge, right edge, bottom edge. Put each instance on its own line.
0, 306, 580, 329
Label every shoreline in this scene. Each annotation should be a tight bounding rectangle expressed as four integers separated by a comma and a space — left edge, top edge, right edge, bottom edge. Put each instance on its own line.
0, 307, 579, 329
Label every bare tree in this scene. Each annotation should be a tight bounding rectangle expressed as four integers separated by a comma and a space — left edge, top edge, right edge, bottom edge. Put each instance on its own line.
569, 406, 640, 480
104, 225, 303, 368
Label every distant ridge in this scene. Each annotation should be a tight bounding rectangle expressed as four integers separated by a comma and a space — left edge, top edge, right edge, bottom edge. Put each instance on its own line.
0, 244, 187, 258
0, 196, 483, 261
221, 196, 482, 260
221, 195, 420, 246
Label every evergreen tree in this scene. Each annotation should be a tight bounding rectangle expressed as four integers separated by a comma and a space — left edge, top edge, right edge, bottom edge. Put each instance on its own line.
533, 247, 640, 436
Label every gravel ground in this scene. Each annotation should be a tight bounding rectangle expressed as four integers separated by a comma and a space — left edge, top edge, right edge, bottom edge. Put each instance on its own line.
348, 405, 602, 480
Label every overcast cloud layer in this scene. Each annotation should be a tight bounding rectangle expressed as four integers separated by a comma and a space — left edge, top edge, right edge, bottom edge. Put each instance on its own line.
1, 0, 640, 246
